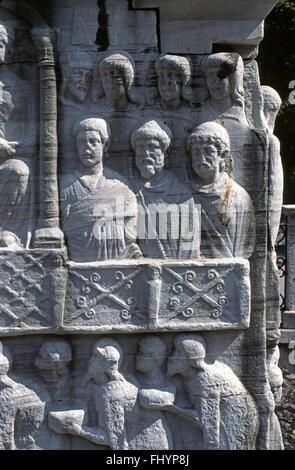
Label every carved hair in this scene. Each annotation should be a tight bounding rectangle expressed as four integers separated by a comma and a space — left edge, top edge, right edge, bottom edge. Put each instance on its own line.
72, 117, 111, 151
93, 50, 140, 104
36, 339, 72, 364
203, 52, 245, 107
139, 336, 166, 366
187, 121, 233, 174
175, 333, 207, 361
131, 119, 172, 153
0, 24, 8, 44
262, 85, 282, 113
155, 53, 194, 104
92, 338, 123, 368
59, 49, 93, 96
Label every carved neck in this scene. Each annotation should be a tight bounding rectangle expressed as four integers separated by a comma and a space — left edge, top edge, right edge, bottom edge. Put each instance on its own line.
106, 94, 129, 111
80, 162, 103, 177
209, 96, 233, 115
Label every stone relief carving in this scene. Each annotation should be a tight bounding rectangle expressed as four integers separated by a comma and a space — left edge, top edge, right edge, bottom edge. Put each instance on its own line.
262, 86, 283, 346
166, 333, 259, 450
59, 49, 93, 107
199, 52, 265, 193
0, 0, 284, 452
0, 23, 32, 246
131, 118, 200, 259
0, 342, 43, 450
92, 51, 141, 113
267, 345, 284, 450
48, 338, 173, 450
187, 121, 255, 258
61, 118, 140, 262
152, 54, 194, 110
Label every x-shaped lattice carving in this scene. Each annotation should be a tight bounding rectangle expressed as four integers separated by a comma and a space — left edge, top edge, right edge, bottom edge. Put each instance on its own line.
164, 266, 234, 320
71, 267, 143, 321
0, 253, 52, 327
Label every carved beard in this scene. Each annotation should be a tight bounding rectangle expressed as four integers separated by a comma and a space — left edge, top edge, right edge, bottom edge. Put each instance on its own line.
67, 82, 89, 103
138, 160, 163, 180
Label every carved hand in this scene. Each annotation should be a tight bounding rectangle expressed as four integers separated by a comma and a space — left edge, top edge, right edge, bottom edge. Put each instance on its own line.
0, 138, 18, 159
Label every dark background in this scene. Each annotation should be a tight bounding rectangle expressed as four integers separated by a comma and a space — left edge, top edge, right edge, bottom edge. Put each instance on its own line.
257, 0, 295, 205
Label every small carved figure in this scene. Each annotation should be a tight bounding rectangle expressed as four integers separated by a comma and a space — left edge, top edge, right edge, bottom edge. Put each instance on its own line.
35, 338, 72, 398
154, 54, 194, 110
49, 338, 172, 450
131, 118, 200, 259
136, 335, 169, 386
262, 86, 283, 349
262, 85, 283, 250
60, 50, 93, 105
61, 118, 141, 262
166, 333, 259, 450
201, 52, 247, 125
187, 121, 255, 258
33, 338, 81, 450
0, 342, 43, 450
93, 51, 140, 112
0, 23, 38, 157
267, 345, 284, 450
0, 23, 34, 245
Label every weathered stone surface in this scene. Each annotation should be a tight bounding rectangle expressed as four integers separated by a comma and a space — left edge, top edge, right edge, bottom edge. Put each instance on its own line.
0, 0, 284, 451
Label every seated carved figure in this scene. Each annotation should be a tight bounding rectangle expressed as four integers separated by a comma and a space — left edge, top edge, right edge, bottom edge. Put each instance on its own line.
49, 338, 173, 450
187, 121, 255, 258
0, 24, 31, 245
131, 118, 200, 259
60, 118, 140, 262
166, 334, 259, 450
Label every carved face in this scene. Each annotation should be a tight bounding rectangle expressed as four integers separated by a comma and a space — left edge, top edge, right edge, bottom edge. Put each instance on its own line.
157, 66, 182, 105
191, 140, 222, 182
135, 138, 165, 179
206, 66, 231, 101
87, 347, 110, 380
167, 347, 189, 377
135, 348, 156, 373
35, 356, 68, 384
76, 130, 104, 169
101, 64, 126, 101
67, 68, 92, 103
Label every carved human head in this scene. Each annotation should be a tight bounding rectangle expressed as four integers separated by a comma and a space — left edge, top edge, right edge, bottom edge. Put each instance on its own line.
176, 333, 206, 368
136, 336, 167, 373
98, 51, 136, 103
35, 339, 72, 384
167, 333, 206, 377
60, 50, 93, 103
262, 85, 282, 133
73, 117, 111, 168
203, 53, 244, 107
268, 345, 283, 404
0, 24, 8, 63
87, 338, 123, 380
131, 119, 172, 179
155, 54, 193, 106
0, 341, 12, 376
187, 121, 232, 181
